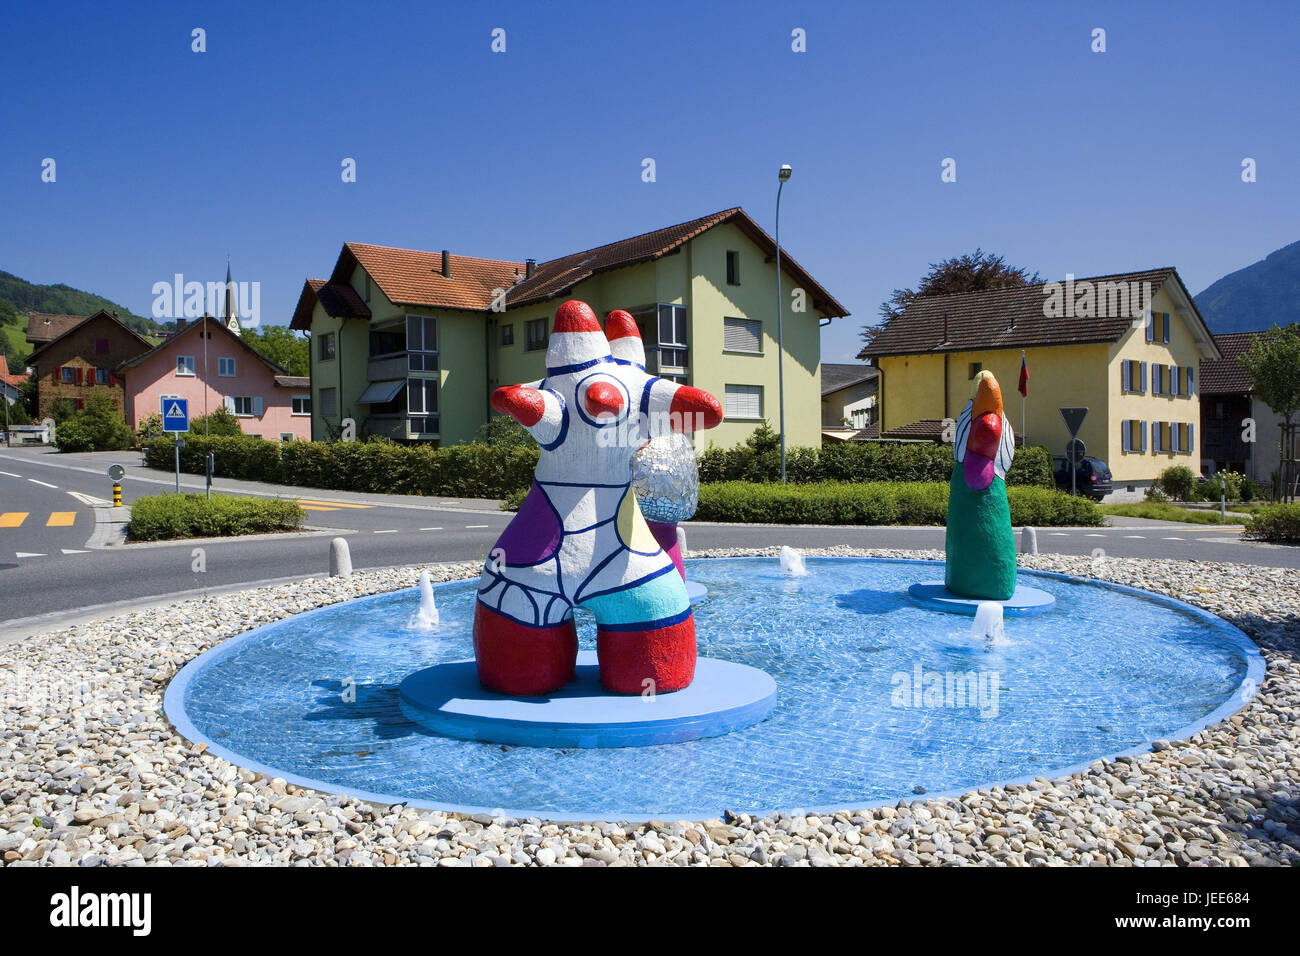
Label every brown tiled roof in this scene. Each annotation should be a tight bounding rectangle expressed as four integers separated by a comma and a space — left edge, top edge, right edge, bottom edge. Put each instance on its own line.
882, 419, 947, 440
850, 424, 880, 441
1, 354, 28, 387
25, 312, 86, 344
504, 208, 850, 317
290, 279, 372, 330
862, 268, 1200, 357
274, 374, 310, 388
117, 316, 287, 375
337, 245, 523, 312
26, 310, 154, 363
821, 362, 878, 395
1199, 331, 1258, 395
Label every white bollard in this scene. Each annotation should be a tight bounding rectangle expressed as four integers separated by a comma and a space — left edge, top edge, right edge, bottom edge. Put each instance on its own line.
1020, 526, 1039, 555
676, 525, 688, 558
329, 536, 353, 578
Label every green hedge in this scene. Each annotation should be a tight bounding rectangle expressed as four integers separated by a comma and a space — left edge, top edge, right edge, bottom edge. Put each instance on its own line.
127, 493, 305, 541
698, 436, 1054, 488
1243, 503, 1300, 543
694, 480, 1103, 526
144, 435, 539, 499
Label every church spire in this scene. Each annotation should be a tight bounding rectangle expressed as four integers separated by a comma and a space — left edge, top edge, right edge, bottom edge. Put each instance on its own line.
224, 259, 240, 335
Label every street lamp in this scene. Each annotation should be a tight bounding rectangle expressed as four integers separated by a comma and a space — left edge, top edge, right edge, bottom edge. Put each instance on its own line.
775, 164, 792, 483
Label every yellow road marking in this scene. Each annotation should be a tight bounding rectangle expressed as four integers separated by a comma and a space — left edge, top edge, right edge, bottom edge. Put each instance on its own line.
46, 512, 76, 527
296, 499, 374, 509
299, 505, 339, 512
0, 512, 28, 527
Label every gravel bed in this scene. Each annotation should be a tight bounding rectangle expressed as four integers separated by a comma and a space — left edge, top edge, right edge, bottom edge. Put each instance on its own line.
1, 548, 1296, 867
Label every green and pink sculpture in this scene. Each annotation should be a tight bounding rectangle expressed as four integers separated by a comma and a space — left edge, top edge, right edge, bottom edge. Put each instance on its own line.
945, 369, 1018, 600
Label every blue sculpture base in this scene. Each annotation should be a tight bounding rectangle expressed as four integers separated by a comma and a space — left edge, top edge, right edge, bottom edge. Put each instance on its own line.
399, 651, 776, 748
686, 580, 708, 603
907, 582, 1057, 616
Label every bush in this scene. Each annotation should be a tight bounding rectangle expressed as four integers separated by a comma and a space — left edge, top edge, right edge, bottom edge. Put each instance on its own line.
1240, 477, 1268, 503
694, 480, 1102, 526
1153, 465, 1196, 501
187, 407, 243, 437
53, 394, 132, 451
1144, 484, 1171, 503
1243, 503, 1300, 543
127, 493, 305, 541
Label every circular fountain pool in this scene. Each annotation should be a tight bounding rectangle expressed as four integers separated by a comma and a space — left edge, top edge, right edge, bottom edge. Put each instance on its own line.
165, 558, 1263, 821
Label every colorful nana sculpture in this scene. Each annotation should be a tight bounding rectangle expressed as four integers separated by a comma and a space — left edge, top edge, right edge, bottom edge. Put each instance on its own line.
945, 369, 1018, 601
475, 300, 722, 696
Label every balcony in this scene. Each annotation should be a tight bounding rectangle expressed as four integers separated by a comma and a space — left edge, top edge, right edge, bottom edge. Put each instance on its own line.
367, 353, 408, 381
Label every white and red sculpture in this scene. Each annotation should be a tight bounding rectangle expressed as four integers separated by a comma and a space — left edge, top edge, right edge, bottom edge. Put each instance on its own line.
475, 301, 722, 696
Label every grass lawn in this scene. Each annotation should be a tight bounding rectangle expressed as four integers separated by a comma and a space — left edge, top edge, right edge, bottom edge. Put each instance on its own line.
1099, 502, 1248, 525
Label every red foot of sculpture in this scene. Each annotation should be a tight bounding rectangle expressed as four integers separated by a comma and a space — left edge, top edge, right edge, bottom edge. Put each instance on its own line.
596, 615, 697, 694
473, 602, 577, 696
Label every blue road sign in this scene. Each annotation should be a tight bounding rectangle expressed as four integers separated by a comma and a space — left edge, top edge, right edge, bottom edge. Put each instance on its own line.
161, 397, 189, 433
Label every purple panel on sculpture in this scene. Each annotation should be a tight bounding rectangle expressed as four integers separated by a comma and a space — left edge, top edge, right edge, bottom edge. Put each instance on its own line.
497, 483, 562, 566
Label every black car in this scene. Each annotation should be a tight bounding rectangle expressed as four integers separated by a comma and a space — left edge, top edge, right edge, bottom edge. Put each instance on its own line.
1053, 455, 1113, 500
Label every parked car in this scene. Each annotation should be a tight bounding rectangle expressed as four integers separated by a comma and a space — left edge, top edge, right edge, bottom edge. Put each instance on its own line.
1052, 455, 1113, 500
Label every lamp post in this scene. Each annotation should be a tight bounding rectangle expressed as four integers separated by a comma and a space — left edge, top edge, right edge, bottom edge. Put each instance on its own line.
775, 163, 792, 483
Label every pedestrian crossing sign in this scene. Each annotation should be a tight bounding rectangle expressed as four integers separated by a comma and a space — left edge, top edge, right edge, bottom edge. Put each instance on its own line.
161, 397, 189, 433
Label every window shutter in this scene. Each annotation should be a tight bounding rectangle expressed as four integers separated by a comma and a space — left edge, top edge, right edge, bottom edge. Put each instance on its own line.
1162, 313, 1170, 344
723, 318, 761, 353
1145, 312, 1154, 342
224, 396, 235, 412
109, 373, 117, 386
1187, 367, 1194, 395
1151, 421, 1159, 453
252, 396, 263, 417
1122, 420, 1130, 453
74, 367, 84, 385
1139, 362, 1147, 394
1140, 421, 1148, 452
1188, 423, 1194, 453
1120, 360, 1129, 393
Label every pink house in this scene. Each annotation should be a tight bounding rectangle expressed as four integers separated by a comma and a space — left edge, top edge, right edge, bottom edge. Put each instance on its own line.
119, 317, 311, 441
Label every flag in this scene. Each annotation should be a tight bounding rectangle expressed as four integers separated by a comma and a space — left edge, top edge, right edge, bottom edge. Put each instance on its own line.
1018, 353, 1029, 397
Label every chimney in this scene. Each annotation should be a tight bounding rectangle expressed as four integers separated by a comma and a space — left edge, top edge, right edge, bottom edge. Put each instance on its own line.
176, 318, 187, 332
525, 259, 536, 278
441, 250, 451, 278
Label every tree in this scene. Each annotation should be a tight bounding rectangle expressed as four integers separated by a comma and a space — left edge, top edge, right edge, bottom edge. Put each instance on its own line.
1239, 323, 1300, 501
241, 324, 310, 376
858, 249, 1040, 358
53, 392, 132, 451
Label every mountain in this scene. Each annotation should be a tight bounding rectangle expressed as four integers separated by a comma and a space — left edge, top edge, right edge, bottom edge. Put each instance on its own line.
1194, 240, 1300, 334
0, 269, 162, 367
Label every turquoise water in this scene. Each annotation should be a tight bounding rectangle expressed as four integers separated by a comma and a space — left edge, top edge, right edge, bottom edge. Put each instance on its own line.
169, 558, 1261, 820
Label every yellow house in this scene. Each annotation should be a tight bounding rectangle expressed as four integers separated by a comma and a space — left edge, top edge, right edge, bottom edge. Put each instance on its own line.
862, 268, 1221, 497
291, 209, 849, 448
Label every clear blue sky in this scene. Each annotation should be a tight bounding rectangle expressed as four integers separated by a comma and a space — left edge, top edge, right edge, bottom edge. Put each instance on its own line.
2, 0, 1296, 361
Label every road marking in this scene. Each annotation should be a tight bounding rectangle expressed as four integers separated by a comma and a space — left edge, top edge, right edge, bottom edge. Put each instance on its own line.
47, 511, 76, 527
1085, 533, 1104, 537
1050, 532, 1069, 536
420, 527, 443, 531
296, 499, 374, 509
68, 491, 110, 506
1124, 535, 1145, 539
0, 512, 28, 527
0, 471, 21, 477
61, 548, 89, 554
440, 501, 459, 505
27, 478, 57, 489
374, 529, 397, 534
15, 552, 45, 558
298, 505, 339, 512
1163, 536, 1184, 541
465, 524, 489, 529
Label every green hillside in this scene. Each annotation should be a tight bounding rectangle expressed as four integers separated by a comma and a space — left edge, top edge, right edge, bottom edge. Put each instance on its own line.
0, 269, 163, 369
1194, 239, 1300, 334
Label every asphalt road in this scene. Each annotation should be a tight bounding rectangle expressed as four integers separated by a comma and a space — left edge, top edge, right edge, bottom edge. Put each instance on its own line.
1, 444, 1295, 639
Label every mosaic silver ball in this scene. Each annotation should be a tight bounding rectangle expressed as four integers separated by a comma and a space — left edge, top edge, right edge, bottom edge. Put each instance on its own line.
631, 433, 699, 523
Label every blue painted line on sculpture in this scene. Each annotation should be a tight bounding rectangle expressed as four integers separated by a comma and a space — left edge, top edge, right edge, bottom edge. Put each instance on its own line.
573, 370, 631, 427
164, 557, 1265, 824
546, 355, 610, 377
639, 377, 654, 419
594, 606, 693, 633
576, 559, 678, 606
536, 390, 568, 450
610, 357, 645, 370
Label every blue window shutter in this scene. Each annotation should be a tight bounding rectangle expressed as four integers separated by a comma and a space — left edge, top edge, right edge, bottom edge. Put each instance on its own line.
1139, 362, 1147, 394
252, 396, 263, 417
1163, 313, 1170, 344
1122, 420, 1130, 453
1187, 367, 1194, 395
1140, 421, 1148, 452
1120, 360, 1128, 393
1145, 312, 1154, 342
1188, 422, 1194, 453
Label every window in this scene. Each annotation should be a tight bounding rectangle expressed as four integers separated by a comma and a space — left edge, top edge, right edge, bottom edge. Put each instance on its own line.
280, 433, 294, 442
1153, 364, 1165, 396
1145, 311, 1171, 344
723, 317, 762, 353
500, 323, 514, 347
228, 396, 261, 417
724, 384, 763, 419
968, 362, 983, 380
1121, 419, 1147, 453
658, 305, 688, 370
369, 325, 405, 356
1152, 421, 1169, 453
406, 315, 439, 372
291, 395, 311, 416
407, 377, 439, 434
61, 367, 75, 384
319, 387, 337, 417
96, 368, 109, 385
95, 338, 109, 355
1174, 422, 1195, 454
1120, 359, 1146, 394
726, 250, 740, 286
526, 318, 549, 351
218, 357, 236, 377
176, 355, 196, 376
319, 333, 336, 361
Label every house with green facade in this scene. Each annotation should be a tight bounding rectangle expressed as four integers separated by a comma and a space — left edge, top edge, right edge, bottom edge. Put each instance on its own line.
290, 208, 849, 448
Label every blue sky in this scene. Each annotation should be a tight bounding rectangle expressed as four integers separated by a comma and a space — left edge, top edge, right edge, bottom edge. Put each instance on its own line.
1, 0, 1296, 361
